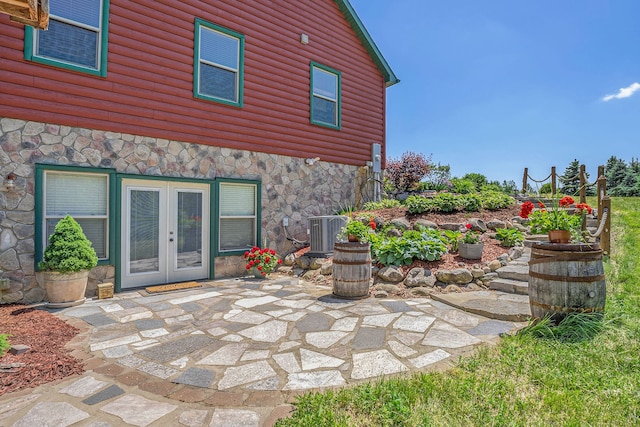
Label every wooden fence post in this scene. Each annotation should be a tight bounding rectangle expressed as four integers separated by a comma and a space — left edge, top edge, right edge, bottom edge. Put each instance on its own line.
522, 168, 528, 194
551, 166, 556, 195
601, 196, 611, 256
579, 164, 586, 204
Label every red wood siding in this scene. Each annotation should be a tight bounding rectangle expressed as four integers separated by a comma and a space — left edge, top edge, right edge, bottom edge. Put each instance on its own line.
0, 0, 386, 166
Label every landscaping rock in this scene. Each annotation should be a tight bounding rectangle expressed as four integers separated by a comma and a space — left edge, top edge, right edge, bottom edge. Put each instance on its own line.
439, 222, 462, 231
388, 228, 403, 237
414, 219, 437, 230
436, 268, 473, 285
444, 284, 462, 293
296, 256, 311, 269
377, 266, 404, 283
410, 287, 435, 297
404, 268, 436, 288
467, 283, 481, 291
320, 261, 333, 275
283, 254, 296, 267
302, 270, 320, 280
488, 260, 502, 271
508, 246, 524, 260
514, 223, 528, 233
374, 283, 401, 294
309, 258, 329, 270
470, 268, 485, 279
390, 217, 411, 230
373, 290, 388, 298
467, 218, 487, 232
486, 219, 507, 230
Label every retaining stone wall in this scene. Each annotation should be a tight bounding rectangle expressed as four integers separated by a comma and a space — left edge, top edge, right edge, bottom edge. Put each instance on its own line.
0, 117, 358, 303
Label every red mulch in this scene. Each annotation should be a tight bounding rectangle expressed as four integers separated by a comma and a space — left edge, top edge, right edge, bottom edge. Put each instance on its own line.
0, 305, 84, 396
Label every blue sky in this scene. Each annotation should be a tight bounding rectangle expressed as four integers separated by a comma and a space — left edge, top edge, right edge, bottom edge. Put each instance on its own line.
350, 0, 640, 185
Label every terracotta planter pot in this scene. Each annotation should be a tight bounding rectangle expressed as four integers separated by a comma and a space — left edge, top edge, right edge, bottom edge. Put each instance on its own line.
459, 242, 484, 260
548, 229, 571, 244
44, 270, 89, 308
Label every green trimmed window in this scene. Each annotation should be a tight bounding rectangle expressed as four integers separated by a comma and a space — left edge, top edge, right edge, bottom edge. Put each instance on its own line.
25, 0, 109, 76
217, 181, 259, 252
310, 62, 341, 129
41, 170, 110, 259
195, 19, 244, 107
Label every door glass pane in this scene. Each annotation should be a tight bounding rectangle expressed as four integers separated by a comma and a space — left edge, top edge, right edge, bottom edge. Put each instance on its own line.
129, 190, 159, 274
177, 192, 203, 269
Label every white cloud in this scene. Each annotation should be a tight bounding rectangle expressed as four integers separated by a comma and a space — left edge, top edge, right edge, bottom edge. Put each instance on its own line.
602, 82, 640, 101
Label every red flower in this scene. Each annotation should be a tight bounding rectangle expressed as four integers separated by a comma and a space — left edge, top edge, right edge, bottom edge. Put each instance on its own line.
270, 249, 276, 255
369, 220, 376, 230
265, 256, 271, 263
519, 201, 534, 219
277, 259, 283, 264
257, 265, 262, 270
244, 251, 249, 257
576, 203, 593, 214
465, 223, 472, 230
245, 264, 251, 270
559, 196, 574, 207
538, 202, 545, 208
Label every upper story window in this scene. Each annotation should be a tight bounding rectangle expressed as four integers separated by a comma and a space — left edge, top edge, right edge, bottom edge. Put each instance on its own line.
25, 0, 109, 76
310, 62, 341, 129
195, 19, 244, 107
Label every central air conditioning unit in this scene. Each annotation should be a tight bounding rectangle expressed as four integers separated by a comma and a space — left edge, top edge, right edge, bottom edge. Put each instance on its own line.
307, 215, 348, 257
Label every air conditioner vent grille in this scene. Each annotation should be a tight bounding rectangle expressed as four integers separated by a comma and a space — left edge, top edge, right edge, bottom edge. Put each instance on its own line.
309, 215, 347, 256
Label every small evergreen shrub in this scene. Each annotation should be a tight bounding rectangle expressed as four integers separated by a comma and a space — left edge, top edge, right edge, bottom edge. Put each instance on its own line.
39, 215, 98, 273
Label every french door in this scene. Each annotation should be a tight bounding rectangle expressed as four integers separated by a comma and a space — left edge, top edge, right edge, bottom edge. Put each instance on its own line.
121, 179, 210, 288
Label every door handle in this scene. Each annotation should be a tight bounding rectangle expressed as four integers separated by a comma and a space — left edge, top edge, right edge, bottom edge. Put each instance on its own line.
169, 238, 174, 242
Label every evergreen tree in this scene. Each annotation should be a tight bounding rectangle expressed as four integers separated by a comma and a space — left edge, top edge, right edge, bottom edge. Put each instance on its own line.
559, 159, 583, 195
605, 156, 628, 196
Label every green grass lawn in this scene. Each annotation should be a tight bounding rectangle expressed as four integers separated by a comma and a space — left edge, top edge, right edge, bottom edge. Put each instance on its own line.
278, 197, 640, 427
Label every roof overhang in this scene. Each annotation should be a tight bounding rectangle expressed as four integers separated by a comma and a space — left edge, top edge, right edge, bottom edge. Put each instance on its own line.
334, 0, 400, 87
0, 0, 49, 30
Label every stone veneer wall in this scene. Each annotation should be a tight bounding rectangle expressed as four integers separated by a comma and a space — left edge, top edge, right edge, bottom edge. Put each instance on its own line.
0, 117, 358, 303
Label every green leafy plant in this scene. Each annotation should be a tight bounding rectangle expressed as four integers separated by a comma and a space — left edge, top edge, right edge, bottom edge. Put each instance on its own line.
432, 192, 460, 213
460, 194, 482, 212
459, 223, 481, 244
495, 227, 524, 247
405, 195, 436, 214
450, 178, 476, 194
362, 198, 402, 211
521, 196, 592, 240
371, 228, 447, 266
244, 246, 282, 276
441, 229, 462, 252
0, 334, 10, 357
481, 190, 515, 210
338, 217, 376, 242
39, 215, 98, 273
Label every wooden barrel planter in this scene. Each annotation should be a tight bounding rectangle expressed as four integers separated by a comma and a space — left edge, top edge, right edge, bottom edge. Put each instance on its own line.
528, 243, 606, 323
332, 242, 372, 299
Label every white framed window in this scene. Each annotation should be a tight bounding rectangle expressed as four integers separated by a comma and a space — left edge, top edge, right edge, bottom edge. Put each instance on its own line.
27, 0, 108, 75
43, 171, 109, 259
195, 19, 244, 107
311, 62, 341, 129
218, 181, 258, 252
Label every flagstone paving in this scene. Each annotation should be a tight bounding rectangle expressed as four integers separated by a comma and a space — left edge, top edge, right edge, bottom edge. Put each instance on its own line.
0, 276, 526, 426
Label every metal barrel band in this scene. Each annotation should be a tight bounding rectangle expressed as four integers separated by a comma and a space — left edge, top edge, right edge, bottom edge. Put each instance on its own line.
332, 260, 372, 266
528, 271, 606, 282
333, 248, 372, 254
530, 299, 604, 313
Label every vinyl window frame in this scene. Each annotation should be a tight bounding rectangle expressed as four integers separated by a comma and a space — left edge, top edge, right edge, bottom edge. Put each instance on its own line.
310, 62, 341, 129
24, 0, 110, 77
194, 18, 245, 107
214, 179, 261, 255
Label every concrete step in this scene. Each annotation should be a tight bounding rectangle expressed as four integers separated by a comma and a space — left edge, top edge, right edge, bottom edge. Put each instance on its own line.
431, 291, 531, 322
495, 264, 529, 282
489, 277, 529, 295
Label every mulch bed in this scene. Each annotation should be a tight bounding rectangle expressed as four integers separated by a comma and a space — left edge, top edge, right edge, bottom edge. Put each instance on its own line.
0, 305, 84, 396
